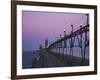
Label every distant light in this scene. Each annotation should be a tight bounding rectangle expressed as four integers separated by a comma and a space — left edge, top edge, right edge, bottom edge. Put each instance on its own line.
64, 29, 66, 32
80, 24, 83, 26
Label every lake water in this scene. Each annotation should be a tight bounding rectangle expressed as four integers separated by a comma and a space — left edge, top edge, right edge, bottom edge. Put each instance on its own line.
22, 51, 39, 68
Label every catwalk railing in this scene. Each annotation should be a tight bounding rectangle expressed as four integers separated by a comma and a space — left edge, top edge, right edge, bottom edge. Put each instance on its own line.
47, 24, 89, 65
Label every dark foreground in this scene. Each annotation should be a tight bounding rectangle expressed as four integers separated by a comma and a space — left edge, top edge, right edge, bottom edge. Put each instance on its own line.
23, 49, 89, 69
31, 49, 89, 68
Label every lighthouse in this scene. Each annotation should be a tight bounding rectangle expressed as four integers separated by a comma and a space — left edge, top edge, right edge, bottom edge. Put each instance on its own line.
45, 38, 48, 49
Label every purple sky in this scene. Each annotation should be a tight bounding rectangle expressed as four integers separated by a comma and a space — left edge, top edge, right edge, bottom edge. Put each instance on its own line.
22, 11, 88, 51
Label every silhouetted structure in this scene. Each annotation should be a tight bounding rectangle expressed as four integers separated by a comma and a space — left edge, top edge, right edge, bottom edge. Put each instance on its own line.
45, 38, 48, 49
35, 14, 89, 67
39, 45, 42, 50
48, 24, 89, 65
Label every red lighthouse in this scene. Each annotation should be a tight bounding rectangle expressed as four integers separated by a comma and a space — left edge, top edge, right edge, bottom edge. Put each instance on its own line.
45, 38, 48, 49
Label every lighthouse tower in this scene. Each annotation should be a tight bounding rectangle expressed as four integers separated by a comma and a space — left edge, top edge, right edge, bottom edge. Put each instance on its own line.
45, 38, 48, 49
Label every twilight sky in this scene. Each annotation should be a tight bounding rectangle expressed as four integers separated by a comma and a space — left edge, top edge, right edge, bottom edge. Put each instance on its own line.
22, 11, 88, 51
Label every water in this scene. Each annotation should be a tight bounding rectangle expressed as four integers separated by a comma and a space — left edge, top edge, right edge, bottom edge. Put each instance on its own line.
22, 51, 39, 69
